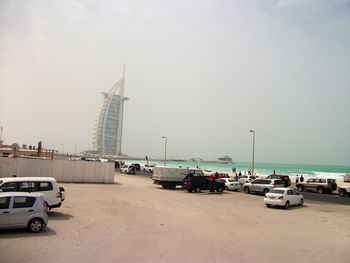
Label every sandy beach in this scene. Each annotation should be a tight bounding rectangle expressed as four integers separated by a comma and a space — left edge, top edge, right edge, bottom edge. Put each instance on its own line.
1, 172, 349, 263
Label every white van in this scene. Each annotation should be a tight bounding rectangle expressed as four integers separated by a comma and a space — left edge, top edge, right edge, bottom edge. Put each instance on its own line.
0, 177, 65, 210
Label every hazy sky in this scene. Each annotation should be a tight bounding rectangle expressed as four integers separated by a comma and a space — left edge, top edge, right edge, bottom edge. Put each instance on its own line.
1, 0, 349, 165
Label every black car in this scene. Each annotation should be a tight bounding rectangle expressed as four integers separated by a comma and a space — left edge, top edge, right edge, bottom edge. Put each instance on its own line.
266, 174, 291, 187
182, 175, 225, 193
131, 163, 141, 171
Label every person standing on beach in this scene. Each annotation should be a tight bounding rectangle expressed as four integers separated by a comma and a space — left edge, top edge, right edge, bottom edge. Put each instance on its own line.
296, 175, 299, 184
300, 175, 304, 182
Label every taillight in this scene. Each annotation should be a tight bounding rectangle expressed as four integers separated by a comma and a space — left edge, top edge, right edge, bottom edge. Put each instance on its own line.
272, 181, 275, 186
56, 192, 60, 198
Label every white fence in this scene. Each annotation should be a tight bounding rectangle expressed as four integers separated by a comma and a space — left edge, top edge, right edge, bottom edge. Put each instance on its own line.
0, 157, 115, 183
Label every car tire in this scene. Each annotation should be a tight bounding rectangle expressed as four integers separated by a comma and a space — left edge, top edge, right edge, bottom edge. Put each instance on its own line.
317, 186, 324, 194
339, 189, 346, 197
187, 188, 193, 193
284, 201, 290, 209
266, 204, 271, 208
298, 198, 304, 206
195, 187, 201, 193
263, 189, 269, 195
225, 186, 229, 191
244, 187, 250, 194
28, 218, 44, 233
297, 185, 304, 192
217, 187, 223, 193
162, 184, 167, 189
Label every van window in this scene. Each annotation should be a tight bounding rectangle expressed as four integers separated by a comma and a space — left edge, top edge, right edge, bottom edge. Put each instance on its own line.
0, 197, 11, 209
0, 182, 17, 192
19, 182, 36, 192
39, 182, 53, 191
13, 196, 36, 208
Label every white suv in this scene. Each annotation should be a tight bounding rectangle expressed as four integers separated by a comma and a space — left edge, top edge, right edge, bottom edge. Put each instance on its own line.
0, 177, 65, 210
0, 192, 48, 233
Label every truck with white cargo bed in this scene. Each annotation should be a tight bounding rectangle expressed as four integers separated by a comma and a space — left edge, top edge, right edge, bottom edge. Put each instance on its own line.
152, 166, 204, 189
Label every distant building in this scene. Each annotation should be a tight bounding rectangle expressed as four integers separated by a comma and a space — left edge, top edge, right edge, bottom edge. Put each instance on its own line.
0, 142, 54, 159
92, 69, 128, 156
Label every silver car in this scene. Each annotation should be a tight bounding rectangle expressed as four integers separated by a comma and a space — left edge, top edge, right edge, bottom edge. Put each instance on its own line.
0, 192, 48, 233
243, 179, 285, 195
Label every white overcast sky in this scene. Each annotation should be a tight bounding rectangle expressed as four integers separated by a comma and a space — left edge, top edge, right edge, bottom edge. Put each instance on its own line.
0, 0, 349, 165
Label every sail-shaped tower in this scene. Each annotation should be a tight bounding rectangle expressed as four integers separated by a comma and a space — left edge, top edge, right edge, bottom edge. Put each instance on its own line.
92, 69, 128, 156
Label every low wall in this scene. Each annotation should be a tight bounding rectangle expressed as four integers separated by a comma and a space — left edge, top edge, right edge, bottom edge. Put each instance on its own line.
0, 157, 115, 183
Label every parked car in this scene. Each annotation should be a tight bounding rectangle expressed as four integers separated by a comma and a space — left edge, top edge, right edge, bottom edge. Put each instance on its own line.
143, 164, 155, 173
243, 179, 285, 195
182, 175, 225, 193
210, 172, 229, 179
220, 178, 240, 191
238, 175, 256, 184
265, 174, 291, 187
120, 165, 136, 175
0, 192, 48, 233
338, 185, 350, 197
296, 178, 337, 194
0, 177, 65, 210
264, 188, 304, 209
131, 163, 141, 171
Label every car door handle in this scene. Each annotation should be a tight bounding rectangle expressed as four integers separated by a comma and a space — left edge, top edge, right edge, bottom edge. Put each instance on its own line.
3, 211, 9, 214
28, 209, 34, 212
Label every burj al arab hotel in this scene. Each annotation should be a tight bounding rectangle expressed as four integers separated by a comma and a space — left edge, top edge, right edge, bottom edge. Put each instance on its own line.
92, 69, 128, 156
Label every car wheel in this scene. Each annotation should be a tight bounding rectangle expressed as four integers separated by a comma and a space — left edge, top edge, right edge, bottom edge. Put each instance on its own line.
28, 218, 44, 233
284, 201, 290, 209
297, 185, 304, 192
225, 186, 229, 191
339, 189, 346, 197
187, 188, 193, 193
217, 187, 223, 193
244, 187, 250, 194
263, 189, 269, 195
298, 198, 304, 206
195, 187, 201, 193
317, 186, 324, 194
162, 184, 167, 189
266, 204, 271, 208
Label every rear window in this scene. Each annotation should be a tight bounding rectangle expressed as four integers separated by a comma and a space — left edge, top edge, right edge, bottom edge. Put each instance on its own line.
270, 189, 285, 194
13, 196, 36, 208
39, 182, 53, 191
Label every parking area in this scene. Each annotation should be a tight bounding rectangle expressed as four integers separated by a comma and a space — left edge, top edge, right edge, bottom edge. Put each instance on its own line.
1, 173, 349, 263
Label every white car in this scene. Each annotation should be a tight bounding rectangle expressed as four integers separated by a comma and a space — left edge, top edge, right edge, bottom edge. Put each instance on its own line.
0, 192, 48, 232
120, 165, 136, 174
0, 177, 65, 210
221, 178, 240, 191
143, 164, 155, 173
264, 188, 304, 209
238, 175, 256, 184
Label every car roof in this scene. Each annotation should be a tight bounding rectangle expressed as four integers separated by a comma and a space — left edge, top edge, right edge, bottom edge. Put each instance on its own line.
273, 187, 293, 191
0, 177, 57, 183
0, 192, 44, 198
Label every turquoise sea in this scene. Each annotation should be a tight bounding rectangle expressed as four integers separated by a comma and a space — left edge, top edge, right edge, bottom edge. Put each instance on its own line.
128, 160, 350, 179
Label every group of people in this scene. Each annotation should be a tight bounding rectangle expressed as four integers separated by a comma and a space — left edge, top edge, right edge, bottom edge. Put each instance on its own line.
295, 174, 304, 184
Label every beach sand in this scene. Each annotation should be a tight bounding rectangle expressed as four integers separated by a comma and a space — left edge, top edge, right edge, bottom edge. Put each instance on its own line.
1, 172, 349, 263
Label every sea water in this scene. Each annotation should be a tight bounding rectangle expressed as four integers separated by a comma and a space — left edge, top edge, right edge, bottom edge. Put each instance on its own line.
127, 160, 350, 180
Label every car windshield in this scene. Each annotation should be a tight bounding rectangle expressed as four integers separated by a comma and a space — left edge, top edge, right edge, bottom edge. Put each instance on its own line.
270, 189, 285, 194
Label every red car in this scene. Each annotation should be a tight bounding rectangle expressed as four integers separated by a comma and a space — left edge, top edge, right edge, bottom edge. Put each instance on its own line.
210, 172, 229, 179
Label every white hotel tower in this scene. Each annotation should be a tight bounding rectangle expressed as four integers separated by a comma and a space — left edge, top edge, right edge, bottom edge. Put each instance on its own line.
92, 69, 128, 156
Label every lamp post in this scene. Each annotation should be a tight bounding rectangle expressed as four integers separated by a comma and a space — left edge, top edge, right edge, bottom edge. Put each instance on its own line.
74, 143, 77, 156
162, 136, 167, 166
249, 130, 255, 176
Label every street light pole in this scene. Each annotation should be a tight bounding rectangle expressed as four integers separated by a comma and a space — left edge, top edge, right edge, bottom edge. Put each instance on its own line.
249, 130, 255, 176
162, 136, 167, 166
74, 143, 77, 156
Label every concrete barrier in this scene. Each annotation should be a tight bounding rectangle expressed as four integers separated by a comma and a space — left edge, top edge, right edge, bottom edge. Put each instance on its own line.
0, 157, 115, 183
